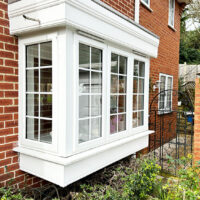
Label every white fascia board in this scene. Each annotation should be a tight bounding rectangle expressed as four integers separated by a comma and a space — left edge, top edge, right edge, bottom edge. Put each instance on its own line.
15, 130, 153, 187
8, 0, 159, 58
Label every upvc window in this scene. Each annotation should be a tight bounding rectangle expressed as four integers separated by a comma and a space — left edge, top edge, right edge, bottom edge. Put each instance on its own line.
132, 60, 145, 128
159, 73, 173, 111
26, 42, 53, 144
78, 43, 103, 143
169, 0, 175, 27
110, 53, 127, 134
141, 0, 150, 7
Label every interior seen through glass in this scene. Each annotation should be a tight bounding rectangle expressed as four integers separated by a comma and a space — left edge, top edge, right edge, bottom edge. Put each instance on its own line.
26, 42, 53, 144
79, 43, 103, 143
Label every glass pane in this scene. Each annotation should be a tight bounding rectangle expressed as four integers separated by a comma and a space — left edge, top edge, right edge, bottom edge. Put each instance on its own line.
139, 62, 145, 77
132, 112, 137, 128
26, 118, 39, 141
91, 95, 102, 116
133, 78, 138, 93
110, 95, 118, 114
160, 76, 166, 91
119, 56, 127, 74
79, 70, 90, 93
91, 72, 102, 93
143, 0, 149, 4
138, 95, 144, 110
138, 111, 144, 126
111, 53, 118, 73
26, 44, 38, 68
79, 43, 90, 69
159, 101, 164, 110
134, 60, 139, 76
118, 114, 126, 132
26, 94, 39, 116
79, 119, 89, 143
91, 117, 101, 140
168, 77, 172, 90
118, 95, 126, 113
110, 115, 117, 134
40, 119, 52, 143
166, 101, 172, 110
40, 94, 52, 118
40, 42, 52, 66
40, 68, 52, 92
111, 75, 118, 93
139, 78, 144, 93
119, 76, 126, 93
133, 95, 137, 111
79, 95, 90, 118
91, 47, 102, 71
26, 69, 39, 92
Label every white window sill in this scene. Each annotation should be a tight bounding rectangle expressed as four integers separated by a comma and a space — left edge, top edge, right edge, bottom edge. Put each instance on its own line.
168, 24, 177, 32
158, 110, 173, 115
141, 1, 153, 12
14, 130, 154, 187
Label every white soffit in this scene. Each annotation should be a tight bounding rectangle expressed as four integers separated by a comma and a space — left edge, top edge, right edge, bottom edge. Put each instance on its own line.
8, 0, 159, 57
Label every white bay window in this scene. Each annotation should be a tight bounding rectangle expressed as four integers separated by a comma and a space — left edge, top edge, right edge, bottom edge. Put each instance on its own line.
9, 0, 159, 187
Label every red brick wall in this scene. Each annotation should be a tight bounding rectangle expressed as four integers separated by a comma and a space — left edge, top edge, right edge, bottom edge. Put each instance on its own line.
194, 78, 200, 163
0, 1, 46, 188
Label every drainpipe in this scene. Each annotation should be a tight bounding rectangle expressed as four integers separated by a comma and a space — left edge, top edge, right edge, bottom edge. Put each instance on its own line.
135, 0, 140, 23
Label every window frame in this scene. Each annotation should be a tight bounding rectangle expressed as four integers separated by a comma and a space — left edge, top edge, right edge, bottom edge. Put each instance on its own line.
74, 35, 150, 153
158, 73, 173, 113
168, 0, 175, 28
19, 32, 58, 153
141, 0, 150, 8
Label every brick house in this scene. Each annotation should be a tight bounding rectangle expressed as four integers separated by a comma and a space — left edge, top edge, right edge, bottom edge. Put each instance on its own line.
0, 0, 188, 188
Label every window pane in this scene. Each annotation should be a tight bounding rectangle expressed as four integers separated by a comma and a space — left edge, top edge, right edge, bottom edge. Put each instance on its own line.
91, 47, 102, 71
40, 42, 52, 66
26, 118, 39, 140
134, 60, 139, 76
138, 111, 144, 126
91, 95, 102, 116
133, 95, 137, 111
79, 44, 90, 69
119, 76, 126, 93
119, 56, 127, 74
118, 95, 126, 113
132, 112, 137, 128
26, 44, 38, 68
139, 78, 144, 93
40, 68, 52, 92
79, 70, 90, 93
79, 119, 89, 143
160, 76, 166, 91
142, 0, 149, 4
111, 53, 118, 73
110, 115, 117, 134
40, 94, 52, 118
111, 75, 118, 93
40, 119, 52, 143
79, 95, 90, 118
138, 95, 144, 110
168, 77, 173, 90
139, 62, 145, 77
26, 69, 39, 92
91, 117, 101, 140
26, 94, 39, 116
133, 78, 138, 93
159, 101, 164, 110
110, 95, 118, 114
91, 72, 102, 93
118, 114, 126, 132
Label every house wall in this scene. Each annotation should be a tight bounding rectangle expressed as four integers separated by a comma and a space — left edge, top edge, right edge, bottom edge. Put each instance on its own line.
0, 0, 184, 188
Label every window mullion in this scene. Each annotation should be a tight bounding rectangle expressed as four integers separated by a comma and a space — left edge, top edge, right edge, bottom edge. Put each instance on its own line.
38, 44, 41, 142
89, 47, 92, 141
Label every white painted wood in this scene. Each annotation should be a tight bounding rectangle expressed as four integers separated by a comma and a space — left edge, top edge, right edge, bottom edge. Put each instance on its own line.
15, 130, 153, 187
8, 0, 159, 58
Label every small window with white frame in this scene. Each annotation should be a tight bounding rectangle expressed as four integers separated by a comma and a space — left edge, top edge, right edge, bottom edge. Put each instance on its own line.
159, 73, 173, 112
169, 0, 175, 27
26, 42, 53, 144
141, 0, 150, 7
